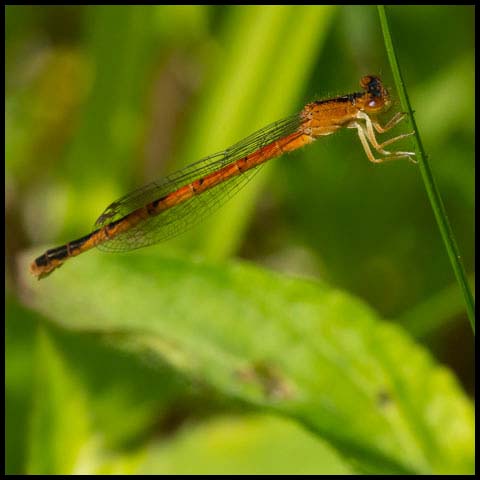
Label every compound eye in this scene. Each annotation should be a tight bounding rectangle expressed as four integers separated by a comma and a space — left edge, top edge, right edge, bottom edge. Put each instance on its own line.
368, 99, 377, 108
360, 75, 373, 89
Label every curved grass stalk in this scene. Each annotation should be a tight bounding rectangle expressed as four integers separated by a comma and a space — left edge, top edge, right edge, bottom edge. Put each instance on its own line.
377, 5, 475, 334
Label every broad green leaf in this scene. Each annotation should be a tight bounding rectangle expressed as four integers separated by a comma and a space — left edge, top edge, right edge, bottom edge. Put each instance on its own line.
27, 327, 92, 474
21, 248, 474, 474
5, 295, 37, 474
24, 326, 151, 474
136, 414, 354, 474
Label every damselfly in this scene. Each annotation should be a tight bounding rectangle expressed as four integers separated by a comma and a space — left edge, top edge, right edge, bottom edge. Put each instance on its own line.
30, 75, 415, 279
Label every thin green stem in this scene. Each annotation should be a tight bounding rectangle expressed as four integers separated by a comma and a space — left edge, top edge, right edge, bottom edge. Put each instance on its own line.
377, 5, 475, 335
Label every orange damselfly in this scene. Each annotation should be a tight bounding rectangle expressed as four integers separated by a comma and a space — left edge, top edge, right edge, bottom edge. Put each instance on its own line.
30, 75, 415, 279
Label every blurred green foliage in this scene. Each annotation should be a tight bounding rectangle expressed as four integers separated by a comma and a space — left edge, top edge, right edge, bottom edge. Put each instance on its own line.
16, 249, 475, 474
6, 5, 474, 474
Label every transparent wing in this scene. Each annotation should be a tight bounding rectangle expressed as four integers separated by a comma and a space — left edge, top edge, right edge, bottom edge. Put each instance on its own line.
96, 163, 265, 252
95, 113, 302, 252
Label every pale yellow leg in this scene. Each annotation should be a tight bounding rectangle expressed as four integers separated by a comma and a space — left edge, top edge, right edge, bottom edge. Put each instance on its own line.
357, 111, 415, 154
372, 111, 407, 133
365, 118, 414, 153
349, 121, 415, 164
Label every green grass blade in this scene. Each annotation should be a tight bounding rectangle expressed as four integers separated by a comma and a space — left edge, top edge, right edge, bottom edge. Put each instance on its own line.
377, 6, 475, 335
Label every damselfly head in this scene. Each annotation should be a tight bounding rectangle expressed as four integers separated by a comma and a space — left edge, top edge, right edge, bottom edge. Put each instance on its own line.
360, 75, 391, 114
